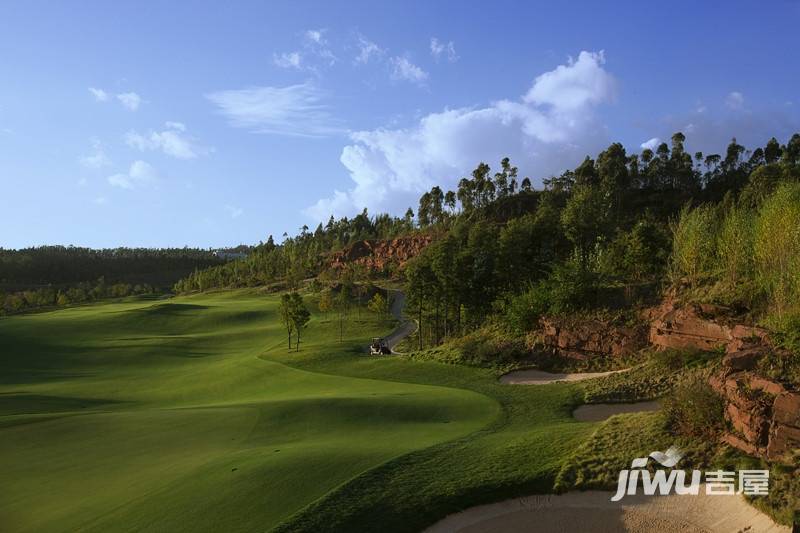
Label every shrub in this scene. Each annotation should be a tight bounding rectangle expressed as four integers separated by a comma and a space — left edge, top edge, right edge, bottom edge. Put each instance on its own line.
670, 204, 718, 286
717, 204, 755, 291
663, 373, 724, 439
754, 183, 800, 319
501, 283, 552, 335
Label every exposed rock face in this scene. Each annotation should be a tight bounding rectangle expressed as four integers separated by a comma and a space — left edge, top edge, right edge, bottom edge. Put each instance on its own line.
328, 235, 433, 272
538, 317, 648, 360
646, 297, 769, 354
710, 349, 799, 463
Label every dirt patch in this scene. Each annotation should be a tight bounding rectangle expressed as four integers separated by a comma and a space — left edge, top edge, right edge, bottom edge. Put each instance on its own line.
572, 401, 661, 422
424, 487, 790, 532
499, 369, 628, 385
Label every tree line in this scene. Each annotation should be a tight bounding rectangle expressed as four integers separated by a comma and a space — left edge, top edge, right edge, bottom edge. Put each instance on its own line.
405, 132, 800, 348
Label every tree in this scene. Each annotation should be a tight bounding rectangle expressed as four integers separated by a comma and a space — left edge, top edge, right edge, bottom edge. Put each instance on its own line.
278, 293, 295, 349
318, 288, 334, 317
561, 184, 609, 270
367, 292, 388, 316
289, 292, 311, 351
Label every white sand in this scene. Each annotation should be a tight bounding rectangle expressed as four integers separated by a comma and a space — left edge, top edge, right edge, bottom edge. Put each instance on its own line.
500, 368, 628, 385
572, 401, 661, 422
424, 487, 790, 533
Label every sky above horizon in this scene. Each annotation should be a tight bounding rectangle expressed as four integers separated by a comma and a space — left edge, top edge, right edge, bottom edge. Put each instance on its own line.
2, 0, 800, 249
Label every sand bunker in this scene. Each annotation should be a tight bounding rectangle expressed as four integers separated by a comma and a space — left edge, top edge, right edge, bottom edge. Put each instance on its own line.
573, 401, 661, 422
424, 487, 790, 532
499, 368, 627, 385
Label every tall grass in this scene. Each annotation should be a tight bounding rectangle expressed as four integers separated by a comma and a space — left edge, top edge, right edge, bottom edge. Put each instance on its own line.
717, 203, 756, 300
670, 204, 718, 287
754, 183, 800, 319
671, 183, 800, 321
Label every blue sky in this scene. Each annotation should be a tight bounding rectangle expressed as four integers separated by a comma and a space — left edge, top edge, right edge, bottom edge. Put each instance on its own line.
2, 0, 799, 249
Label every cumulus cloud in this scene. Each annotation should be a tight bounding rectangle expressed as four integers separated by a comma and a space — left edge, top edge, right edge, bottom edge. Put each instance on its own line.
125, 122, 204, 159
88, 87, 109, 102
430, 37, 458, 62
107, 160, 157, 189
640, 137, 662, 151
725, 91, 745, 110
206, 82, 342, 137
116, 92, 142, 111
79, 138, 111, 168
390, 56, 428, 85
305, 51, 616, 220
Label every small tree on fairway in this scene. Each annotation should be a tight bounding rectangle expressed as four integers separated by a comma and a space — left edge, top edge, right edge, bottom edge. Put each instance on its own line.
289, 292, 311, 351
278, 293, 294, 349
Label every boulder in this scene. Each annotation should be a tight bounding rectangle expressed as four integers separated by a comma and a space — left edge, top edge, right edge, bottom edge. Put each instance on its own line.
722, 348, 766, 371
773, 392, 800, 427
537, 317, 647, 360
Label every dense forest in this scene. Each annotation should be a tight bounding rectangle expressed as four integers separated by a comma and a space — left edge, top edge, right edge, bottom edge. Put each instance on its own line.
0, 247, 224, 314
174, 131, 800, 354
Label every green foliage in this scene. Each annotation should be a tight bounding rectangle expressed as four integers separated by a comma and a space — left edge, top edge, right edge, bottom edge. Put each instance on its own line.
670, 203, 718, 286
599, 216, 671, 282
716, 203, 755, 296
662, 373, 724, 439
753, 183, 800, 319
366, 292, 388, 316
278, 291, 311, 350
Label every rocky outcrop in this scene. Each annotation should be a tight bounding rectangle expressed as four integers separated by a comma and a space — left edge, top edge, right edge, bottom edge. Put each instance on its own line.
646, 297, 769, 354
710, 349, 799, 463
328, 235, 433, 272
537, 317, 648, 360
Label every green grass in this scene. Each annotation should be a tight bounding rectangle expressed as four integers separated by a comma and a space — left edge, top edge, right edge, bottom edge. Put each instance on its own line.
0, 289, 606, 532
0, 291, 497, 532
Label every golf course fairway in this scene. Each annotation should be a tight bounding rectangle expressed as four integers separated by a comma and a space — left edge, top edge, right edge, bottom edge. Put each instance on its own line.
0, 290, 499, 532
0, 289, 593, 532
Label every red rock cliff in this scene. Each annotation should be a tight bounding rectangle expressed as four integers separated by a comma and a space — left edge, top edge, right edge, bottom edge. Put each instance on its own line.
328, 235, 433, 272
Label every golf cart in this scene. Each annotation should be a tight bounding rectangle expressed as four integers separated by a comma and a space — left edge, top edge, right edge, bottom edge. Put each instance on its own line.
370, 337, 391, 355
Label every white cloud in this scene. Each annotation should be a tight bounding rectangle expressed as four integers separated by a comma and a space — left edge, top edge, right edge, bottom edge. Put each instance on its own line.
430, 38, 458, 62
125, 122, 203, 159
224, 205, 244, 219
79, 138, 111, 168
274, 29, 336, 72
107, 160, 157, 189
274, 51, 303, 69
390, 56, 428, 85
355, 35, 384, 64
206, 82, 342, 137
116, 92, 142, 111
640, 137, 662, 151
93, 196, 108, 205
305, 29, 324, 44
524, 51, 616, 110
726, 91, 745, 110
165, 121, 186, 131
88, 87, 109, 102
306, 50, 616, 220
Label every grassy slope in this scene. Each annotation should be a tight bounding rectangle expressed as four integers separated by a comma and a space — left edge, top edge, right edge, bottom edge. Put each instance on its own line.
0, 291, 497, 532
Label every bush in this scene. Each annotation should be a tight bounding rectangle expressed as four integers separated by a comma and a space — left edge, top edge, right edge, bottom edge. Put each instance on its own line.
754, 183, 800, 319
663, 373, 724, 439
717, 204, 755, 291
670, 203, 718, 286
501, 283, 552, 335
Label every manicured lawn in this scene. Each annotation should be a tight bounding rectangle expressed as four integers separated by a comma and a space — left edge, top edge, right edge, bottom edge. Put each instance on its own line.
0, 291, 496, 532
0, 289, 595, 532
